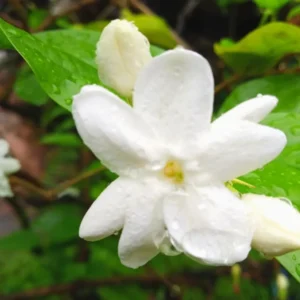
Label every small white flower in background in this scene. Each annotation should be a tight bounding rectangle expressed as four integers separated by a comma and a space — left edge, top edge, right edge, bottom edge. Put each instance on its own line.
73, 29, 287, 268
96, 19, 152, 98
0, 139, 20, 197
243, 193, 300, 256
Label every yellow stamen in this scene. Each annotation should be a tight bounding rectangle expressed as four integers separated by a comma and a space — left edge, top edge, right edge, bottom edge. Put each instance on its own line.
163, 161, 184, 184
232, 178, 255, 188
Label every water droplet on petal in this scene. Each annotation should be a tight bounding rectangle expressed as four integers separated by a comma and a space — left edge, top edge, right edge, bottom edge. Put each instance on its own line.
172, 220, 180, 230
279, 197, 292, 206
113, 231, 119, 236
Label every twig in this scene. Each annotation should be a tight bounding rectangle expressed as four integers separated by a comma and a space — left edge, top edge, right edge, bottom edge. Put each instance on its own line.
176, 0, 203, 34
0, 271, 223, 299
0, 13, 24, 29
4, 196, 30, 229
214, 65, 300, 95
9, 166, 105, 201
8, 0, 28, 29
33, 0, 98, 33
214, 73, 242, 94
128, 0, 192, 49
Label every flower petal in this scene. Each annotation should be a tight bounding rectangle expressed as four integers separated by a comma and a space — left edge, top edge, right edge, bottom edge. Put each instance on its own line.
164, 185, 254, 266
118, 178, 172, 268
243, 193, 300, 256
133, 49, 214, 151
214, 95, 277, 125
73, 85, 166, 176
0, 172, 13, 197
191, 120, 286, 183
0, 158, 21, 174
79, 177, 131, 241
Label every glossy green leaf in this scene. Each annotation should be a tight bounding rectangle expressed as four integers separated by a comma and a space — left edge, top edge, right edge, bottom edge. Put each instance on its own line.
219, 74, 300, 115
277, 251, 300, 282
0, 20, 165, 111
40, 133, 82, 147
36, 29, 100, 68
253, 0, 290, 10
14, 64, 48, 106
219, 76, 300, 282
214, 22, 300, 74
0, 19, 100, 111
235, 113, 300, 205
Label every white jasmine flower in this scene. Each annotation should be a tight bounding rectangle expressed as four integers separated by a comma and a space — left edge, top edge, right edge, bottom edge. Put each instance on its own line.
73, 48, 286, 268
96, 19, 152, 98
0, 139, 20, 197
243, 193, 300, 256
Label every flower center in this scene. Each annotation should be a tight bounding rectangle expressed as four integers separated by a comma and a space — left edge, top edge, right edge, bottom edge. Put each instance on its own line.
163, 160, 184, 184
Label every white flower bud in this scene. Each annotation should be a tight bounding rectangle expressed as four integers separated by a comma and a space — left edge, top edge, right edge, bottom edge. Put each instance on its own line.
276, 273, 289, 300
242, 193, 300, 256
96, 19, 152, 97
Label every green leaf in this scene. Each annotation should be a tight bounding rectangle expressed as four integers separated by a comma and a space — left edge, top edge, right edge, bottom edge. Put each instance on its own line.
28, 8, 48, 30
219, 76, 300, 282
14, 64, 48, 106
237, 113, 300, 204
253, 0, 290, 10
218, 74, 300, 115
0, 230, 39, 251
0, 18, 100, 111
32, 204, 82, 245
277, 251, 300, 282
0, 20, 165, 111
214, 22, 300, 74
36, 29, 100, 68
287, 5, 300, 20
40, 133, 82, 147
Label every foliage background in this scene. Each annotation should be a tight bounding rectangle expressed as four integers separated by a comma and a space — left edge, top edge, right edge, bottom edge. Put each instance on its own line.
0, 0, 300, 299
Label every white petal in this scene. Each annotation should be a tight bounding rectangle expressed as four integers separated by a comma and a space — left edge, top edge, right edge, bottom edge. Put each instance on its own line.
164, 185, 254, 266
0, 172, 13, 197
133, 49, 214, 151
0, 158, 21, 174
73, 85, 166, 176
191, 120, 286, 183
96, 20, 152, 97
243, 193, 300, 256
214, 95, 278, 125
118, 177, 172, 268
0, 140, 9, 156
79, 177, 132, 241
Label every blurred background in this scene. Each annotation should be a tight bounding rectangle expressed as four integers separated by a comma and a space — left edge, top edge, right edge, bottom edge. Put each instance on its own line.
0, 0, 300, 299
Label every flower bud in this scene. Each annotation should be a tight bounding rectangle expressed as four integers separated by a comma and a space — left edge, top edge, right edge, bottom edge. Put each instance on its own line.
276, 273, 289, 300
96, 19, 152, 98
242, 193, 300, 256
